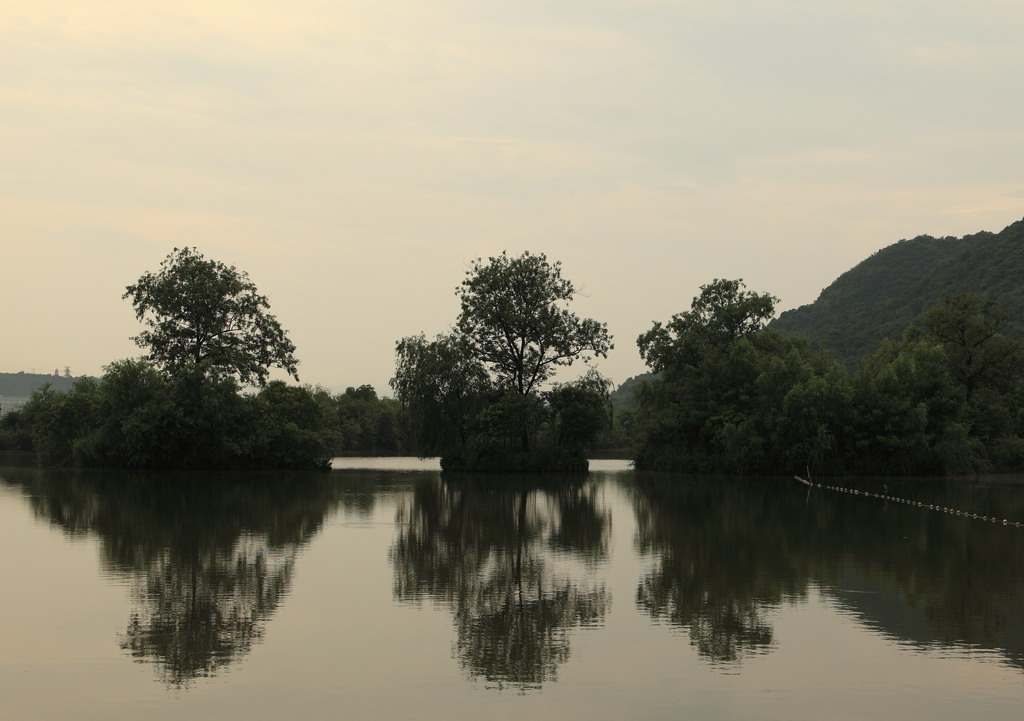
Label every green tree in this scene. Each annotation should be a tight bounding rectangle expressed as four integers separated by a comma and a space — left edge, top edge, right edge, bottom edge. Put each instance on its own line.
0, 408, 33, 451
457, 251, 612, 396
391, 333, 492, 457
79, 359, 176, 468
393, 252, 612, 468
633, 279, 855, 473
924, 294, 1022, 404
248, 381, 337, 469
19, 379, 103, 465
332, 385, 405, 454
545, 369, 612, 454
123, 247, 298, 387
20, 357, 335, 470
638, 278, 778, 373
845, 331, 963, 473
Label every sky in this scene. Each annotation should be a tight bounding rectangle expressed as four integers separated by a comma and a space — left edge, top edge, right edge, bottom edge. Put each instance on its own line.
4, 0, 1024, 394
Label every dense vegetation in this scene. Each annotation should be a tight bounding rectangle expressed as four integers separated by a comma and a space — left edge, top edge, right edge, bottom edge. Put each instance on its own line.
0, 366, 405, 468
0, 249, 405, 469
771, 217, 1024, 365
392, 251, 613, 471
7, 217, 1024, 476
632, 279, 1024, 475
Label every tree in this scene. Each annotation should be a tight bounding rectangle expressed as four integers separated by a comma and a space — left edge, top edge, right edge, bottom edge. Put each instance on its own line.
19, 381, 102, 465
334, 385, 406, 454
924, 294, 1022, 403
456, 251, 612, 396
631, 279, 856, 473
637, 278, 778, 373
250, 381, 337, 469
850, 331, 965, 474
391, 333, 492, 456
123, 247, 298, 387
392, 252, 612, 467
545, 369, 613, 453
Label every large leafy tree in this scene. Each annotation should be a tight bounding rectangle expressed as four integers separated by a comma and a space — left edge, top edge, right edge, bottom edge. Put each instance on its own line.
632, 279, 850, 473
392, 252, 612, 464
390, 333, 492, 456
456, 251, 612, 395
637, 278, 778, 373
924, 293, 1022, 403
544, 369, 613, 454
124, 247, 298, 387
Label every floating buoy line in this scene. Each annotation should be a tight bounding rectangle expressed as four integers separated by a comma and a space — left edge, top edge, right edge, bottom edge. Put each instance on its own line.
794, 476, 1023, 528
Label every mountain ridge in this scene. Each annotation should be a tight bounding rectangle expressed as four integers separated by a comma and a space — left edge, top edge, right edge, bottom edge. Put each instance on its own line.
770, 217, 1024, 364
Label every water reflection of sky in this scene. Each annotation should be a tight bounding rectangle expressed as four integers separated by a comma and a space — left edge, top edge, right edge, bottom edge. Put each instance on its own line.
1, 466, 1024, 720
330, 457, 634, 472
331, 456, 441, 471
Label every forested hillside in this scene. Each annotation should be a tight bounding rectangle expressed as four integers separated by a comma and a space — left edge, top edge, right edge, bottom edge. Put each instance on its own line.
771, 217, 1024, 364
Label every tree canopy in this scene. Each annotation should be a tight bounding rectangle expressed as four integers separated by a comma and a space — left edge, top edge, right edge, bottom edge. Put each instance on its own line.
391, 333, 492, 456
631, 278, 1024, 475
5, 247, 416, 469
638, 278, 778, 373
392, 252, 613, 469
456, 251, 612, 395
123, 247, 298, 387
924, 294, 1022, 403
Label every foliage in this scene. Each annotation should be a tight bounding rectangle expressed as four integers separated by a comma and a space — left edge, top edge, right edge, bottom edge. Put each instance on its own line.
6, 360, 409, 468
924, 294, 1022, 403
19, 379, 103, 464
391, 333, 492, 457
638, 278, 778, 373
246, 382, 339, 469
848, 331, 966, 474
393, 252, 612, 470
0, 408, 33, 451
124, 247, 298, 387
634, 325, 850, 473
14, 360, 335, 470
770, 217, 1024, 365
333, 385, 406, 454
634, 279, 1024, 475
544, 369, 613, 454
456, 251, 612, 395
8, 247, 420, 469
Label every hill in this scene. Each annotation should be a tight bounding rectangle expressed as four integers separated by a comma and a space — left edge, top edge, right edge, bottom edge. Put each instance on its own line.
0, 371, 83, 397
770, 217, 1024, 364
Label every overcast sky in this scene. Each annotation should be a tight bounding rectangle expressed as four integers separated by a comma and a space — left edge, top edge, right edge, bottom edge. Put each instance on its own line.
4, 0, 1024, 393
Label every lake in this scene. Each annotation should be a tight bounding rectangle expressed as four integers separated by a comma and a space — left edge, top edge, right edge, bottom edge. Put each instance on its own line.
2, 458, 1023, 720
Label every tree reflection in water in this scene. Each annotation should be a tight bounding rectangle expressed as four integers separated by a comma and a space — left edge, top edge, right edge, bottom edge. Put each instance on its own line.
391, 477, 609, 689
632, 476, 805, 665
119, 534, 296, 686
7, 468, 353, 687
9, 464, 1024, 687
631, 474, 1024, 671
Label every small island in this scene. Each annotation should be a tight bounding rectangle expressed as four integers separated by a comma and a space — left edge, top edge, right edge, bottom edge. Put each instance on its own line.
2, 248, 339, 470
392, 251, 613, 472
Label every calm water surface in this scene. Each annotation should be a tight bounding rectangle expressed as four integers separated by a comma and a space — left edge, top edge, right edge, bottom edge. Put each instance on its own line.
2, 459, 1024, 720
